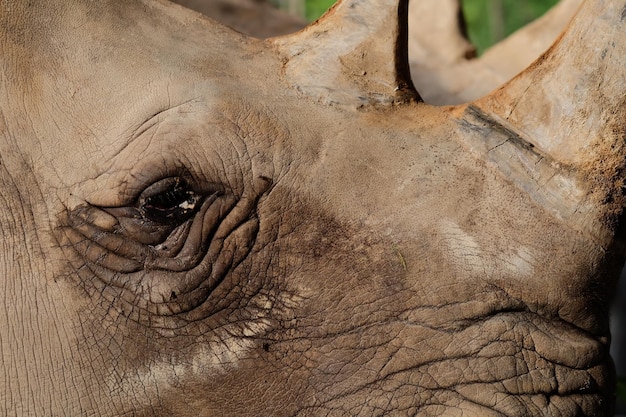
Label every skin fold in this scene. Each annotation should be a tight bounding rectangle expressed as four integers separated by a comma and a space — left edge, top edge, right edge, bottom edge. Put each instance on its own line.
0, 0, 625, 416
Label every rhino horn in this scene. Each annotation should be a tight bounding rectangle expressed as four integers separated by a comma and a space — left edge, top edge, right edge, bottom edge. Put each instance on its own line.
473, 0, 625, 166
462, 0, 626, 246
271, 0, 420, 106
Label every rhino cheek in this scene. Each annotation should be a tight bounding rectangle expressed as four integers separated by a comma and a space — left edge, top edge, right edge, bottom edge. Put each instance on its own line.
0, 162, 112, 415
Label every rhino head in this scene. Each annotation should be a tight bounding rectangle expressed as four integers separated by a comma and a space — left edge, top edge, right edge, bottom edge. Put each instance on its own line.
1, 0, 625, 415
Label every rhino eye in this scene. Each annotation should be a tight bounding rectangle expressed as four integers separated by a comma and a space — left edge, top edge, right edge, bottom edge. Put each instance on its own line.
138, 177, 201, 224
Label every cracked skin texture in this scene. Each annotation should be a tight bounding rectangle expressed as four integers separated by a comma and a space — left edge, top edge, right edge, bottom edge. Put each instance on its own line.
1, 0, 625, 416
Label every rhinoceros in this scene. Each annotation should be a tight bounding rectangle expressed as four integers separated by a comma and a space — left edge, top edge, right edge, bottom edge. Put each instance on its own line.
1, 0, 624, 416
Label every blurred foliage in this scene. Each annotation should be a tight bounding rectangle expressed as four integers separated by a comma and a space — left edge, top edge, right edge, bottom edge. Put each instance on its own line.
619, 377, 626, 402
300, 0, 560, 55
304, 0, 334, 21
462, 0, 559, 55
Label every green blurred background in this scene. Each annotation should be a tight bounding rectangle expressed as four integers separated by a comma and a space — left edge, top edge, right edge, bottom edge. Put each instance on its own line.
460, 0, 558, 54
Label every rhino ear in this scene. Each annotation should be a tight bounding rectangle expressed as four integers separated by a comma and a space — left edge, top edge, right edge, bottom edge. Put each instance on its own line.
270, 0, 420, 106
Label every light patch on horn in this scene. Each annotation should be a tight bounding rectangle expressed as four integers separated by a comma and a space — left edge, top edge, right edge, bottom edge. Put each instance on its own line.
459, 103, 612, 248
501, 246, 535, 277
439, 220, 535, 279
440, 220, 487, 276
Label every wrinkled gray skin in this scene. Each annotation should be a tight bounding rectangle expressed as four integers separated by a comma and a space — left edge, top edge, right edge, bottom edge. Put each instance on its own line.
1, 0, 625, 416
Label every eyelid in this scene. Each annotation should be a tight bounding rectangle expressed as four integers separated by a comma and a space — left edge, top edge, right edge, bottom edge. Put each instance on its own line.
137, 177, 186, 205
